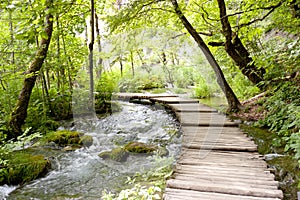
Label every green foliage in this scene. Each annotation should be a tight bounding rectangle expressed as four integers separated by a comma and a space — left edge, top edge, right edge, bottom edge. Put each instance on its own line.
48, 92, 73, 120
96, 72, 119, 102
102, 183, 161, 200
193, 77, 213, 99
0, 128, 43, 184
119, 73, 165, 93
173, 66, 198, 88
252, 37, 300, 82
101, 156, 174, 200
256, 81, 300, 157
285, 131, 300, 161
230, 73, 260, 100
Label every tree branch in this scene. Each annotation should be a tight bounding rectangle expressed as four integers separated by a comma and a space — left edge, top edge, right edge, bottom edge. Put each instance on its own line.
233, 2, 282, 29
224, 2, 282, 19
208, 41, 225, 46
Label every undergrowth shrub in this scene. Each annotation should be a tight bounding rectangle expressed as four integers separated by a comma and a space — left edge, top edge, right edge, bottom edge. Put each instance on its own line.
96, 72, 119, 102
193, 77, 213, 98
119, 74, 165, 92
101, 156, 174, 200
256, 81, 300, 160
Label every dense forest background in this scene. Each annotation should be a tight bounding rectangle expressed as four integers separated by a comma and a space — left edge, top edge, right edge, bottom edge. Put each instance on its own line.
0, 0, 299, 196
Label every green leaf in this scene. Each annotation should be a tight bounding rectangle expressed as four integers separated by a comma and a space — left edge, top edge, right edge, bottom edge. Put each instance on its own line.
40, 31, 49, 40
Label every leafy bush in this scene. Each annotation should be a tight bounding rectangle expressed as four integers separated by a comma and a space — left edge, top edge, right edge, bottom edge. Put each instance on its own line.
252, 36, 300, 81
193, 77, 212, 98
285, 131, 300, 160
256, 81, 300, 158
0, 128, 45, 185
101, 156, 174, 200
96, 72, 119, 102
118, 74, 165, 92
173, 66, 197, 88
231, 73, 260, 100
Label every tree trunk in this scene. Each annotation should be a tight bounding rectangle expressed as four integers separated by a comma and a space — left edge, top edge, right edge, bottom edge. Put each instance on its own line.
119, 56, 123, 77
130, 51, 135, 77
9, 10, 15, 64
95, 12, 103, 78
171, 0, 242, 111
217, 0, 265, 85
61, 33, 74, 91
88, 0, 95, 115
9, 0, 54, 138
56, 14, 65, 93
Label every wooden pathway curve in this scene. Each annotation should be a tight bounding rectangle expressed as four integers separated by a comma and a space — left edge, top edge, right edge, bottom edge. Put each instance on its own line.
115, 93, 283, 200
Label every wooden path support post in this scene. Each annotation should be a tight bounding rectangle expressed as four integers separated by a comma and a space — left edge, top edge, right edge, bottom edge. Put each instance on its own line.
115, 93, 283, 200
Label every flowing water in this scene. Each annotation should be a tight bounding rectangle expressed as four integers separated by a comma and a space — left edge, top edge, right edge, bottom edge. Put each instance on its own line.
1, 102, 181, 200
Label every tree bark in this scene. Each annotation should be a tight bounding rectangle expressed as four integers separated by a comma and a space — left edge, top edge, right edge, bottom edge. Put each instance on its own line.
171, 0, 242, 111
95, 12, 103, 78
130, 51, 135, 77
88, 0, 95, 115
119, 56, 123, 77
9, 0, 54, 138
217, 0, 265, 85
8, 9, 15, 64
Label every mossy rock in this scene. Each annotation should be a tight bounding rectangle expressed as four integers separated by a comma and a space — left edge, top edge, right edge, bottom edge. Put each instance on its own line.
0, 150, 51, 185
124, 142, 157, 154
79, 135, 93, 147
43, 130, 93, 149
98, 148, 129, 162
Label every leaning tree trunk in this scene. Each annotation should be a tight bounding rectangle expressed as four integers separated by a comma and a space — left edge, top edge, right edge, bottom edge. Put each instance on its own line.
171, 0, 242, 111
9, 0, 54, 139
217, 0, 265, 85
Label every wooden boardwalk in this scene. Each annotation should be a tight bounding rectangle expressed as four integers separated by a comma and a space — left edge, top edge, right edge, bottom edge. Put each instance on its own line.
115, 93, 283, 200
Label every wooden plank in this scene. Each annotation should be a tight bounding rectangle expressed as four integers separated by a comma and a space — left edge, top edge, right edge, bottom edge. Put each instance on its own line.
175, 164, 274, 181
167, 177, 278, 190
115, 92, 178, 100
179, 152, 264, 164
164, 189, 282, 200
172, 173, 279, 187
182, 132, 253, 140
182, 139, 256, 146
176, 112, 238, 126
166, 179, 283, 199
174, 169, 275, 181
181, 128, 251, 137
181, 149, 261, 158
182, 143, 257, 151
177, 160, 267, 169
150, 97, 199, 104
177, 158, 267, 168
166, 103, 218, 113
182, 133, 250, 140
181, 126, 245, 134
175, 164, 272, 175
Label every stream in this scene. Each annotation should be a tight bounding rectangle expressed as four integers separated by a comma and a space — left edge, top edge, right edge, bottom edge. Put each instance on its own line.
0, 102, 181, 200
